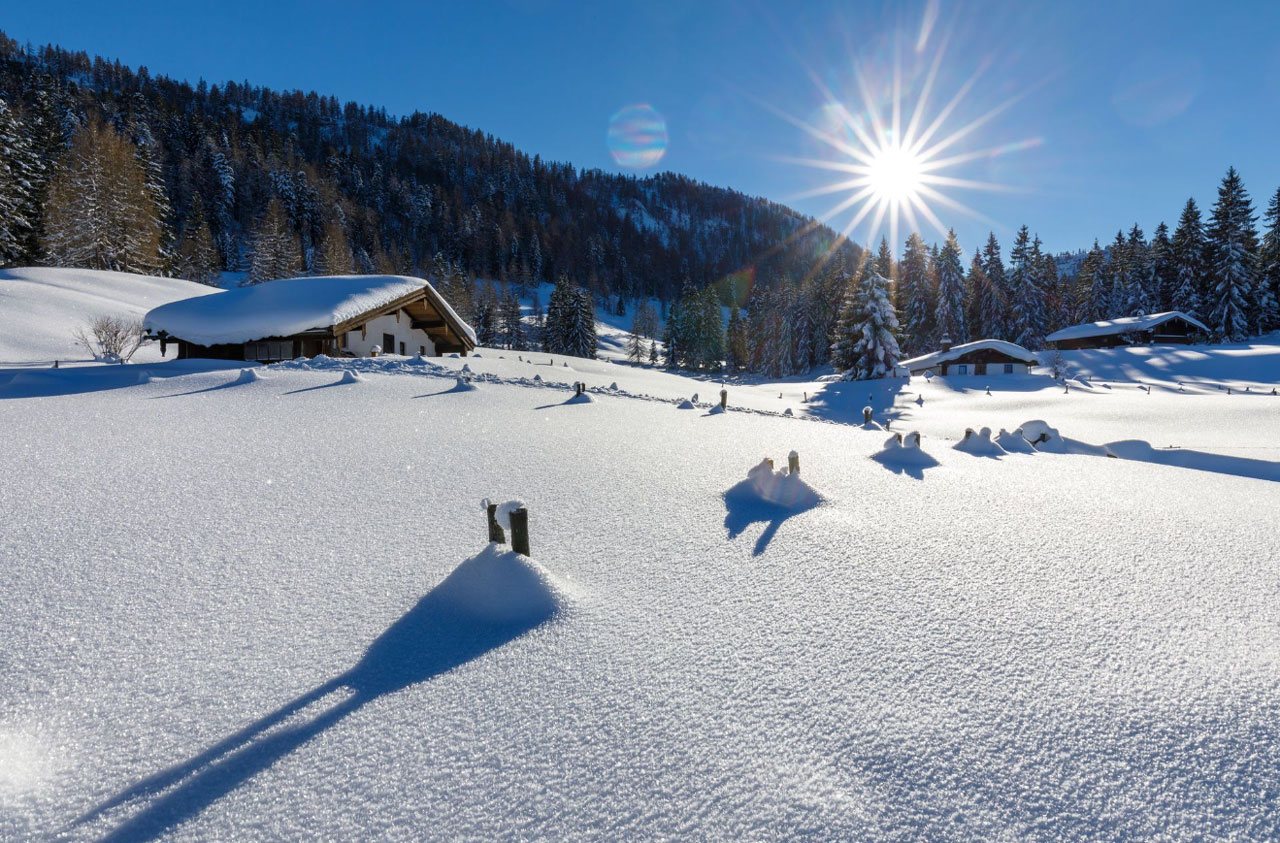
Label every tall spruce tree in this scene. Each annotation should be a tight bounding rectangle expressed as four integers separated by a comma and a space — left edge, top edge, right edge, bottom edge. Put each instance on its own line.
1124, 224, 1154, 315
981, 233, 1008, 338
842, 256, 901, 380
899, 232, 934, 354
1006, 225, 1046, 348
1206, 167, 1258, 341
1170, 198, 1206, 319
964, 252, 991, 339
1260, 186, 1280, 333
934, 229, 966, 344
1149, 222, 1175, 312
0, 96, 38, 266
247, 197, 301, 283
175, 199, 220, 284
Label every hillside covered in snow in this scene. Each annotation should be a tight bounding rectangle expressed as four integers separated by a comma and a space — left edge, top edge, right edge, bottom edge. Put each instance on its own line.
3, 267, 1280, 838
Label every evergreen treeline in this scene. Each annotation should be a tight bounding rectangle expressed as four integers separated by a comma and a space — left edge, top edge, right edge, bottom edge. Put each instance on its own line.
2, 32, 1277, 377
0, 31, 855, 304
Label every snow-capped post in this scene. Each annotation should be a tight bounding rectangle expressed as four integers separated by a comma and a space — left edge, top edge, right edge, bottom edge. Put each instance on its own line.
52, 360, 58, 369
575, 381, 584, 397
863, 406, 873, 424
510, 507, 530, 556
765, 457, 774, 470
719, 388, 728, 410
486, 501, 506, 544
788, 451, 800, 475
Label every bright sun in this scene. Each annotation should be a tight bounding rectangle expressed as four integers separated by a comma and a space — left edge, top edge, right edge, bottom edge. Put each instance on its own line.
865, 143, 924, 203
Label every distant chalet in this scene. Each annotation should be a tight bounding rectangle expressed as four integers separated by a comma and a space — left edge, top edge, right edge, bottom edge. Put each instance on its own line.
144, 275, 476, 362
1045, 311, 1208, 350
898, 337, 1039, 377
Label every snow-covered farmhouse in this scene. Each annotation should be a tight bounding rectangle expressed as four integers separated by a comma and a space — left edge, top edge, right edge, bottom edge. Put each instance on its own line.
144, 275, 476, 362
1045, 311, 1208, 350
898, 337, 1039, 377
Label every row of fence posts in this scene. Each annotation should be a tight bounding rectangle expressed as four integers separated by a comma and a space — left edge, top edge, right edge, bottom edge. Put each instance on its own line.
486, 501, 530, 555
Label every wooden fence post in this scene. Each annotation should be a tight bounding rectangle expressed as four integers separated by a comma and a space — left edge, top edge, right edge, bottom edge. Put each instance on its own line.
487, 502, 506, 544
510, 507, 530, 556
719, 388, 727, 410
788, 451, 800, 474
863, 407, 873, 424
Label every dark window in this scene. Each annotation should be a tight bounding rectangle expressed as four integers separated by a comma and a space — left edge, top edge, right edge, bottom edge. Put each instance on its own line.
383, 333, 395, 354
419, 345, 426, 355
1004, 363, 1014, 374
957, 364, 968, 375
399, 341, 406, 355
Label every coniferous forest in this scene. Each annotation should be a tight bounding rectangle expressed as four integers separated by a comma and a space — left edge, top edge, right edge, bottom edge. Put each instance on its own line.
1, 31, 1278, 379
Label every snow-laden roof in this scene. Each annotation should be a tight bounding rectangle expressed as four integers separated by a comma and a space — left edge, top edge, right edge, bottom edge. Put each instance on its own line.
898, 339, 1038, 371
1046, 311, 1209, 344
144, 275, 475, 346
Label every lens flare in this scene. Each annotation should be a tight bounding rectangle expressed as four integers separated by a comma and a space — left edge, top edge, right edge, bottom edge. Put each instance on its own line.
607, 104, 669, 168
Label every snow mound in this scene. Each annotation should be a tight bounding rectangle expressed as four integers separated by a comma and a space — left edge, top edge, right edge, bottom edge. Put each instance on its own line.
871, 432, 937, 469
676, 399, 696, 409
707, 404, 726, 415
744, 459, 821, 509
233, 368, 266, 385
448, 377, 478, 393
563, 392, 593, 405
429, 542, 568, 627
954, 427, 1007, 457
339, 370, 365, 385
1020, 420, 1067, 453
995, 428, 1036, 454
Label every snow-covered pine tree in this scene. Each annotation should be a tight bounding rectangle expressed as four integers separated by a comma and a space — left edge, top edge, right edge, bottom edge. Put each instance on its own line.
842, 256, 901, 380
699, 287, 725, 371
829, 268, 862, 373
175, 199, 220, 284
1106, 231, 1128, 318
1206, 167, 1259, 341
964, 252, 991, 339
568, 287, 597, 359
1077, 241, 1109, 323
1260, 186, 1280, 333
501, 286, 526, 350
1124, 224, 1154, 315
1149, 222, 1175, 312
981, 233, 1008, 339
875, 236, 894, 280
1006, 225, 1046, 348
934, 228, 966, 345
544, 274, 575, 354
0, 96, 38, 267
725, 305, 748, 371
247, 197, 301, 283
41, 118, 164, 274
1170, 198, 1206, 319
899, 232, 934, 353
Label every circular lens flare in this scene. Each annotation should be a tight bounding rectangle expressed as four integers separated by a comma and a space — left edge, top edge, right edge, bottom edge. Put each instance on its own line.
607, 104, 668, 168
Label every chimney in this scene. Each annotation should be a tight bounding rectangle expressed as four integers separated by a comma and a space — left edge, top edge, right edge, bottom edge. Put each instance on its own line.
940, 334, 953, 352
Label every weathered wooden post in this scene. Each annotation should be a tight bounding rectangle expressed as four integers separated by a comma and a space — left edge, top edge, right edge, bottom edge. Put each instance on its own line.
52, 359, 59, 369
486, 502, 506, 544
510, 507, 530, 556
788, 451, 800, 474
575, 381, 584, 397
765, 457, 774, 470
719, 388, 728, 410
863, 406, 873, 424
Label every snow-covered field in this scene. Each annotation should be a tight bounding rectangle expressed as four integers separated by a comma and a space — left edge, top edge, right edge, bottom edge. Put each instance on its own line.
3, 270, 1280, 840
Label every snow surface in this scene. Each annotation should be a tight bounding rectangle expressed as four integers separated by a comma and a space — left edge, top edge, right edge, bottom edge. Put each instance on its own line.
143, 275, 476, 346
898, 338, 1038, 371
5, 271, 1280, 839
0, 267, 218, 364
1046, 310, 1210, 343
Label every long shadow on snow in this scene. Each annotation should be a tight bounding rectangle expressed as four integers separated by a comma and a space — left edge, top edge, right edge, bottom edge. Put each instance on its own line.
723, 478, 821, 556
76, 558, 557, 843
0, 361, 242, 399
803, 378, 909, 427
1092, 439, 1280, 484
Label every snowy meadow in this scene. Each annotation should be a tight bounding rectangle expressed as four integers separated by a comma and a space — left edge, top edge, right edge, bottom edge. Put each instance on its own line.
3, 334, 1280, 840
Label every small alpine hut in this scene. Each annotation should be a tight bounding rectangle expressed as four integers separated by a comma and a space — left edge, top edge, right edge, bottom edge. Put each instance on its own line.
1044, 311, 1208, 350
144, 275, 476, 362
898, 337, 1039, 377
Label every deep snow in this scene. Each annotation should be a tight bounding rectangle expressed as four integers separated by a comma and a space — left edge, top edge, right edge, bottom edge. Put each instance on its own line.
3, 271, 1280, 840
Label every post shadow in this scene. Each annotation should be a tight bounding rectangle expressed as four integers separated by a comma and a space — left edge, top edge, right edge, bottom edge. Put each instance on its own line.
76, 564, 558, 843
722, 478, 820, 556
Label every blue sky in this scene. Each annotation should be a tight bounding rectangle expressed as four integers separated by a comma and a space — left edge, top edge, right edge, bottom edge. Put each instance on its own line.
5, 0, 1279, 256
